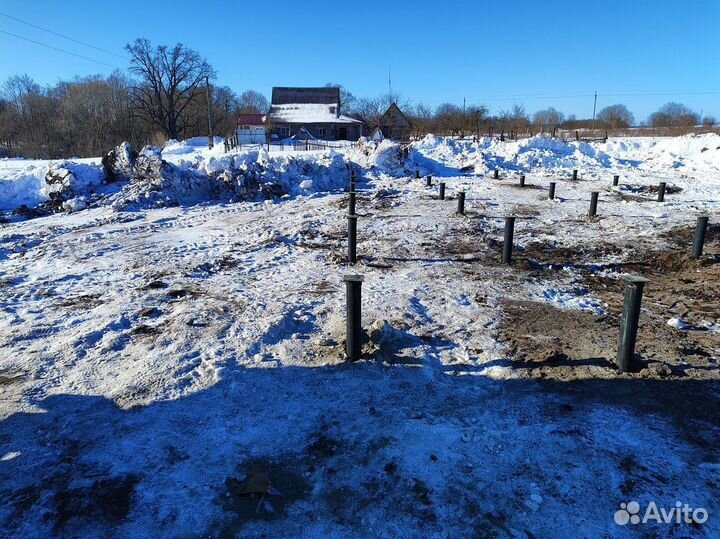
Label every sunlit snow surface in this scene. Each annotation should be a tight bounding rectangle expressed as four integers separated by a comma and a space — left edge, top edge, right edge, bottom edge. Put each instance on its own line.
0, 134, 719, 538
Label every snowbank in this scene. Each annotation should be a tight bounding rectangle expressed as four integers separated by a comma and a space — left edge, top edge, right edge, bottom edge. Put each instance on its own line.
409, 133, 720, 175
109, 145, 351, 210
0, 141, 352, 215
0, 164, 48, 210
162, 136, 223, 157
346, 139, 406, 176
44, 161, 106, 200
2, 134, 719, 216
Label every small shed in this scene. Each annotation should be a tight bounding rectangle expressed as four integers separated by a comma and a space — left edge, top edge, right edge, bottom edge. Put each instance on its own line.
379, 103, 412, 141
236, 114, 266, 144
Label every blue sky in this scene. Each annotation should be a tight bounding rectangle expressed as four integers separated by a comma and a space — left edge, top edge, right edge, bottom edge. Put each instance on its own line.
1, 0, 718, 122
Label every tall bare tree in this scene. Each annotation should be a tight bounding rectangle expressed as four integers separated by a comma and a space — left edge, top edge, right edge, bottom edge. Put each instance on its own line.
237, 90, 268, 114
125, 38, 215, 140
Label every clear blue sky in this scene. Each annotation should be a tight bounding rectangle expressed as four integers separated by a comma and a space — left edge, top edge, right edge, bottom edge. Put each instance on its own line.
1, 0, 718, 122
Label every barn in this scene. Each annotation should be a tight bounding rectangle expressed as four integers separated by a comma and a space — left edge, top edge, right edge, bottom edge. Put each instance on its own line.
379, 103, 412, 141
267, 87, 363, 141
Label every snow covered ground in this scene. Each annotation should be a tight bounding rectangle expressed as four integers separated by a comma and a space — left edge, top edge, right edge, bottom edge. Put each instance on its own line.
0, 134, 719, 538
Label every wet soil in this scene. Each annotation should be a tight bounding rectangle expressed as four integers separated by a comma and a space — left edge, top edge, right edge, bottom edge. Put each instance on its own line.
496, 224, 720, 380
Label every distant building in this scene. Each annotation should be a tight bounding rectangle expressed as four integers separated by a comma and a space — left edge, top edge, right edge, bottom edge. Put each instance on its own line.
379, 103, 412, 140
266, 87, 363, 141
236, 114, 267, 144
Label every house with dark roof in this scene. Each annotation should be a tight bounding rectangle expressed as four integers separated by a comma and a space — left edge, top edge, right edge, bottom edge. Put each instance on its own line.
236, 114, 266, 144
266, 87, 362, 141
379, 103, 412, 141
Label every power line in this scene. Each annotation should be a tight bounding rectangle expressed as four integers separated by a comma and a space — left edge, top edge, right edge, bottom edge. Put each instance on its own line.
0, 29, 122, 69
0, 11, 126, 59
417, 90, 720, 105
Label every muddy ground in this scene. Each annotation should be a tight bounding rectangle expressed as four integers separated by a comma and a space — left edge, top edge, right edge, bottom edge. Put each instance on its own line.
495, 224, 720, 380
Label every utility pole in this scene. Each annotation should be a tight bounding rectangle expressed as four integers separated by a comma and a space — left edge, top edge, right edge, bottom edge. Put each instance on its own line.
591, 90, 597, 133
206, 76, 214, 149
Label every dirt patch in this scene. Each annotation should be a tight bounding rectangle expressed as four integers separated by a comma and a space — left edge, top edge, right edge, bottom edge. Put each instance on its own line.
370, 189, 403, 210
500, 183, 545, 191
517, 241, 625, 271
53, 474, 141, 531
660, 222, 720, 246
496, 300, 618, 379
622, 184, 683, 195
142, 279, 168, 290
54, 294, 105, 310
497, 229, 720, 379
0, 368, 26, 385
612, 191, 651, 203
166, 288, 196, 300
219, 457, 312, 537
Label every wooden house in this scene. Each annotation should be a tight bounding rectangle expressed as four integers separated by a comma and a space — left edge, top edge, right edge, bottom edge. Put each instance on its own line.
379, 103, 412, 140
266, 87, 362, 141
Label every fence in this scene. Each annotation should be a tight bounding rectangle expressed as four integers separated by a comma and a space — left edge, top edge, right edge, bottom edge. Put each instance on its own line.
223, 134, 358, 153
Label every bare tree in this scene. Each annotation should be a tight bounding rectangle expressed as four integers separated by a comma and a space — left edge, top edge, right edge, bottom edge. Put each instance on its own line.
465, 104, 488, 138
325, 83, 356, 114
596, 104, 634, 129
2, 74, 43, 148
434, 103, 463, 135
238, 90, 268, 114
352, 96, 383, 128
511, 104, 530, 132
532, 107, 564, 133
648, 102, 700, 128
409, 103, 433, 137
125, 38, 215, 140
211, 86, 241, 135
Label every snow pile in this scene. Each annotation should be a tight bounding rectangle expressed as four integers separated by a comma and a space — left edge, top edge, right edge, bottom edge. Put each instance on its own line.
110, 145, 350, 210
411, 134, 615, 173
0, 164, 48, 210
603, 133, 720, 174
0, 142, 352, 215
3, 134, 719, 217
199, 147, 350, 197
254, 150, 349, 195
43, 160, 107, 211
109, 145, 224, 210
347, 139, 406, 176
410, 133, 720, 175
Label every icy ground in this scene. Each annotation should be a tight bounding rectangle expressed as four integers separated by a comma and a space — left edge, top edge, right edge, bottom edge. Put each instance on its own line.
0, 134, 719, 538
